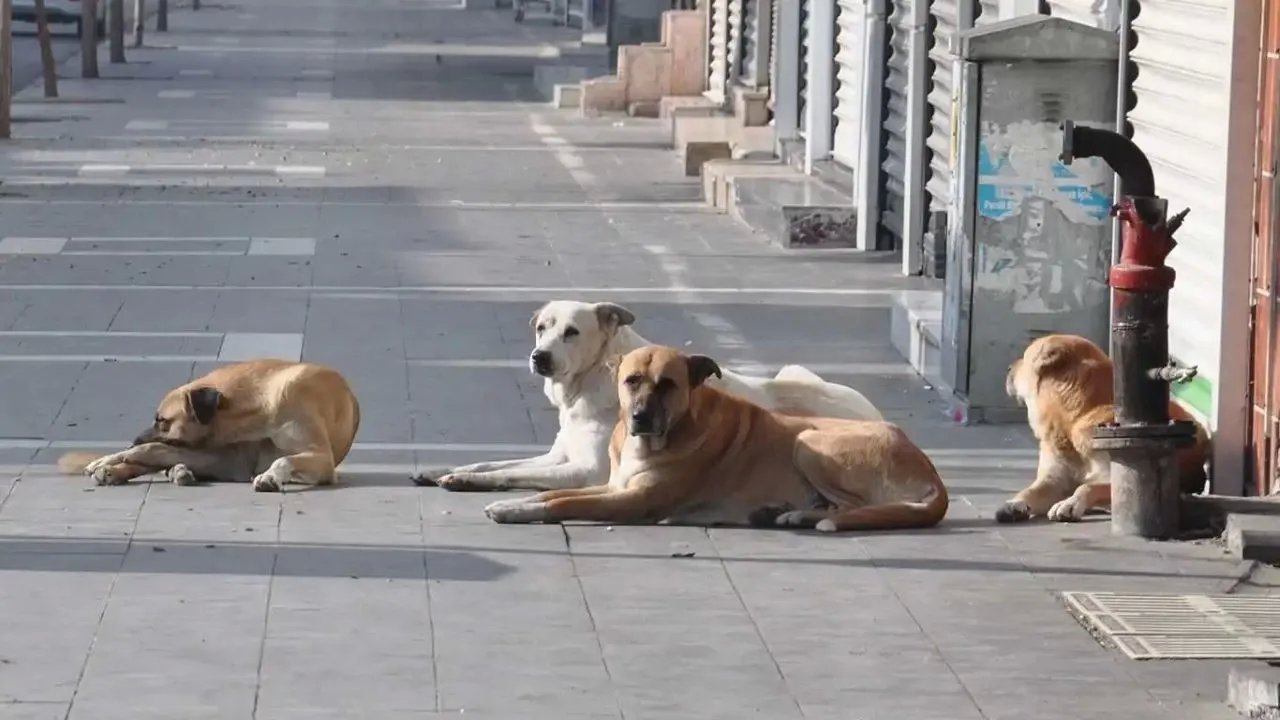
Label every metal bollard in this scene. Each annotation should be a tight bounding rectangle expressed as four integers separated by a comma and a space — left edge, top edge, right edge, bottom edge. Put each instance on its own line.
1059, 120, 1200, 539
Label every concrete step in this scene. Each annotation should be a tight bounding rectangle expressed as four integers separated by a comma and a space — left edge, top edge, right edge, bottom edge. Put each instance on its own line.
699, 159, 862, 250
891, 286, 945, 394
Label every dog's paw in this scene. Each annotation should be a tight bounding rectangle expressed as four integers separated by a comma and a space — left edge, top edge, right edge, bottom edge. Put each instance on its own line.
167, 464, 197, 486
438, 474, 502, 492
251, 471, 282, 493
1047, 497, 1086, 523
814, 518, 838, 533
410, 470, 445, 487
85, 452, 124, 475
90, 466, 127, 486
774, 510, 814, 528
484, 499, 544, 524
995, 500, 1032, 524
748, 504, 792, 528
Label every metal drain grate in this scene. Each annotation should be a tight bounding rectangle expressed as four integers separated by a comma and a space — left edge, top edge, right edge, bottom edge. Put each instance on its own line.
1062, 592, 1280, 660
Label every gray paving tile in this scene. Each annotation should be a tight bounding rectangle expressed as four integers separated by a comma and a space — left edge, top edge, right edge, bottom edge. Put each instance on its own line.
0, 364, 86, 438
49, 361, 195, 440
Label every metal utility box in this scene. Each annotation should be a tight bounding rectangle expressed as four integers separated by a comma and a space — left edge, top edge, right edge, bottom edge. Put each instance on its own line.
940, 15, 1119, 424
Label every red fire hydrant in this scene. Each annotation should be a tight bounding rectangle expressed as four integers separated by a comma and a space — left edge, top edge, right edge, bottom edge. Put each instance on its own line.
1060, 121, 1199, 539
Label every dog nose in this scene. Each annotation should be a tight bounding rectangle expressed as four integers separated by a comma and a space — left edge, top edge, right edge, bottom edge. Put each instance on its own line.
530, 350, 553, 374
629, 409, 652, 430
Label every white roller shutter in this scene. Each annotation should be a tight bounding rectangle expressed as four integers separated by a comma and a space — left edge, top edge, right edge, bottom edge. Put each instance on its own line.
1129, 0, 1231, 412
831, 0, 867, 167
877, 0, 912, 247
707, 0, 731, 103
799, 0, 812, 136
923, 0, 991, 217
742, 0, 761, 85
728, 0, 746, 83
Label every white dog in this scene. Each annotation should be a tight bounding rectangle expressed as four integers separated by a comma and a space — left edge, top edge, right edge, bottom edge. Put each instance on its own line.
411, 300, 883, 492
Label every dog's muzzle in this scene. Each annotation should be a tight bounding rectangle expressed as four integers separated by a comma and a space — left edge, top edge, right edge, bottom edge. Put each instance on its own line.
628, 407, 666, 437
132, 427, 157, 446
530, 350, 554, 377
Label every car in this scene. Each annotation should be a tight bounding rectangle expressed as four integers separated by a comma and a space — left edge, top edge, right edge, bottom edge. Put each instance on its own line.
11, 0, 106, 37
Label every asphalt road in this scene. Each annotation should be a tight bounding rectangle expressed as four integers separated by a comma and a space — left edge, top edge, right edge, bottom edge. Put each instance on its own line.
10, 22, 83, 94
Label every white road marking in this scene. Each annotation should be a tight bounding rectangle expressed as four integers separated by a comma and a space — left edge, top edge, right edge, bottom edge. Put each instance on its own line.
274, 165, 326, 177
0, 237, 68, 254
77, 164, 130, 176
248, 237, 317, 255
158, 89, 197, 99
296, 91, 332, 100
125, 120, 170, 131
283, 120, 330, 131
178, 69, 213, 77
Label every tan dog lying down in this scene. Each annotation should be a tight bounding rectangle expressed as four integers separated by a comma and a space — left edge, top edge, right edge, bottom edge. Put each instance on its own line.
58, 359, 360, 493
998, 333, 1210, 523
484, 346, 948, 532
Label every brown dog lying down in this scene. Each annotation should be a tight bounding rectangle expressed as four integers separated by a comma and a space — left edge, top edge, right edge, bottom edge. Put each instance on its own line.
484, 345, 948, 532
58, 359, 360, 493
997, 333, 1210, 523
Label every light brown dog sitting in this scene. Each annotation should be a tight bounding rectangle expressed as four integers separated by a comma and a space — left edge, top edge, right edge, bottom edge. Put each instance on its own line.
484, 345, 948, 532
997, 334, 1210, 523
58, 359, 360, 493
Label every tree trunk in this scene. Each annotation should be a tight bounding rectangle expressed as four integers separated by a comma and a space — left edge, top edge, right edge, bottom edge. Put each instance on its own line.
0, 0, 12, 139
34, 0, 58, 98
81, 0, 99, 78
157, 0, 167, 31
131, 0, 144, 47
109, 0, 125, 63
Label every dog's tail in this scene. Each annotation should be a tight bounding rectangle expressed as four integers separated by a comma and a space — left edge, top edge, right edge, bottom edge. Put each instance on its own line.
816, 483, 949, 533
57, 451, 99, 475
774, 364, 824, 383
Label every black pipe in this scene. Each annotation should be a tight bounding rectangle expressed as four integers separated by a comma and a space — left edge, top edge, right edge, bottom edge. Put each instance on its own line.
1059, 120, 1156, 199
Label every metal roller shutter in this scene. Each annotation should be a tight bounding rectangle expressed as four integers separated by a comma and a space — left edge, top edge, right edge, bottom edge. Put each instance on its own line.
799, 0, 811, 135
768, 0, 781, 107
831, 0, 867, 167
742, 0, 760, 85
707, 0, 730, 103
877, 0, 912, 248
1128, 0, 1231, 423
922, 0, 988, 221
728, 0, 746, 84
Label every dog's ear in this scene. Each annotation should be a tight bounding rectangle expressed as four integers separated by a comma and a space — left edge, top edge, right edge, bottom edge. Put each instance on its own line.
529, 303, 547, 329
185, 387, 224, 425
594, 302, 636, 330
686, 355, 722, 388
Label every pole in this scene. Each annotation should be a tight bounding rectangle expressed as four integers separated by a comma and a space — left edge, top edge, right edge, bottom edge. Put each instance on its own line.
81, 0, 99, 78
157, 0, 167, 31
35, 0, 58, 98
192, 0, 199, 9
0, 0, 11, 140
131, 0, 143, 46
109, 0, 125, 63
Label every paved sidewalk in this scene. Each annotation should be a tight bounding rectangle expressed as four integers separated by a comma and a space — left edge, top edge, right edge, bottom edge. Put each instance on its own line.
0, 1, 1255, 719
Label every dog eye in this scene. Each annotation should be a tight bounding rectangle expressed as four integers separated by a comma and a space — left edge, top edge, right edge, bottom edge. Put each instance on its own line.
623, 374, 642, 387
563, 326, 579, 339
656, 378, 675, 392
535, 324, 546, 334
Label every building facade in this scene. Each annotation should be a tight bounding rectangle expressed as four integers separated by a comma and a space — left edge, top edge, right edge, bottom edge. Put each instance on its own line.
681, 0, 1275, 495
